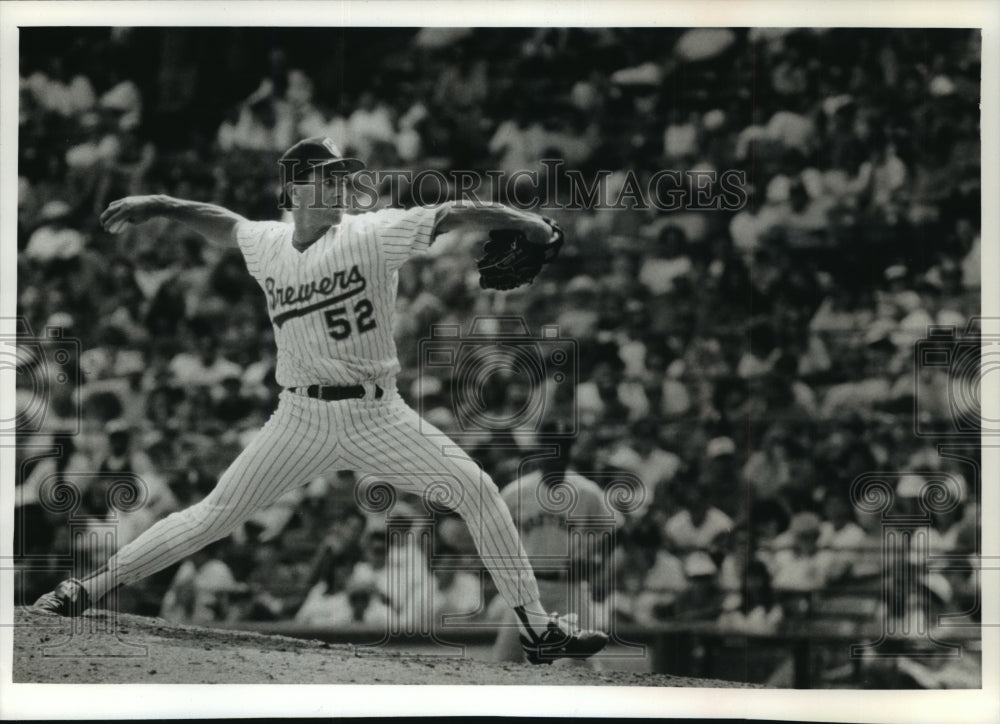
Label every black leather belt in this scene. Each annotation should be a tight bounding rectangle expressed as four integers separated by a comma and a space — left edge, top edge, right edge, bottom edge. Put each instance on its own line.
292, 384, 384, 401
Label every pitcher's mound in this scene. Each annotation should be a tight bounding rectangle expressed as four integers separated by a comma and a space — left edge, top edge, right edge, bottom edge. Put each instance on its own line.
14, 607, 760, 686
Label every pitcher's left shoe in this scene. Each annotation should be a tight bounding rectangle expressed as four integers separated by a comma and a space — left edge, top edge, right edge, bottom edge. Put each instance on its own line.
519, 612, 608, 665
32, 578, 90, 617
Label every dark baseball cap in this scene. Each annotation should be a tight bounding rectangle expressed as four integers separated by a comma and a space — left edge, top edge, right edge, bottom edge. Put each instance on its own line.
279, 136, 365, 184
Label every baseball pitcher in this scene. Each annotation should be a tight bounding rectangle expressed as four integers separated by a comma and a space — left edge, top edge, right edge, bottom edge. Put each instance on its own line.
34, 136, 605, 665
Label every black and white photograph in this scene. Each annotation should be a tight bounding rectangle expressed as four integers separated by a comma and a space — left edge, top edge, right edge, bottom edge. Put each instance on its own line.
1, 1, 997, 721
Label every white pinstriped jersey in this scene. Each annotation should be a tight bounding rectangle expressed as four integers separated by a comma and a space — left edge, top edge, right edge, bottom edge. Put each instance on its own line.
235, 205, 444, 388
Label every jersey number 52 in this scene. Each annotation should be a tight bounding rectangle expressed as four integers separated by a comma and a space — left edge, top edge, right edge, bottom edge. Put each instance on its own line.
324, 299, 377, 340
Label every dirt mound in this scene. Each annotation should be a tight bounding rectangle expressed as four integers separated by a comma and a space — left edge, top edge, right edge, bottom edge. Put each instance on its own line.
13, 607, 759, 686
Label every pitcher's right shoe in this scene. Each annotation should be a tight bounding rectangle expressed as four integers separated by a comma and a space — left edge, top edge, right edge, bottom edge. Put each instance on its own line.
519, 611, 608, 665
32, 578, 90, 617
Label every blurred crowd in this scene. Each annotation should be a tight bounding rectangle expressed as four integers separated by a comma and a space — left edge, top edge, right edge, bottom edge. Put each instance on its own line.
15, 27, 981, 686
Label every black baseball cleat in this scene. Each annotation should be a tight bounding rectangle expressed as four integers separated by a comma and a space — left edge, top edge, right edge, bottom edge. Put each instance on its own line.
519, 612, 609, 665
32, 578, 91, 617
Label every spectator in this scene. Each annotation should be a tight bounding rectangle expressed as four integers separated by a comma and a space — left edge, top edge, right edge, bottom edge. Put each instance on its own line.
663, 478, 734, 562
340, 517, 437, 631
894, 473, 961, 555
717, 559, 783, 633
489, 106, 547, 177
640, 347, 692, 419
770, 512, 831, 593
294, 509, 369, 624
742, 427, 794, 500
295, 572, 357, 625
217, 83, 294, 152
213, 374, 256, 424
160, 540, 248, 623
816, 492, 867, 582
637, 226, 693, 296
17, 431, 91, 511
98, 72, 142, 131
556, 275, 601, 340
607, 418, 682, 519
612, 511, 681, 624
168, 331, 242, 388
341, 567, 392, 626
701, 436, 743, 516
346, 92, 395, 159
577, 351, 642, 427
433, 568, 487, 620
65, 111, 121, 175
24, 201, 85, 263
82, 419, 154, 517
673, 551, 722, 620
242, 537, 308, 621
662, 110, 699, 162
23, 58, 95, 118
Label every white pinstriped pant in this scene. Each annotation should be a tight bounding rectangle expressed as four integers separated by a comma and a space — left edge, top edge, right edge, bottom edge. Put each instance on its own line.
105, 387, 540, 608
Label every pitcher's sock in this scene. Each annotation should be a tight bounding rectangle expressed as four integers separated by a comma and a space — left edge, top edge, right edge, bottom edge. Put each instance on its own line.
513, 602, 552, 640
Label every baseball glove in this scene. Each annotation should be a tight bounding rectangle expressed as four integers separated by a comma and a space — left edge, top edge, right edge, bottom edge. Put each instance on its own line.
476, 218, 564, 291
